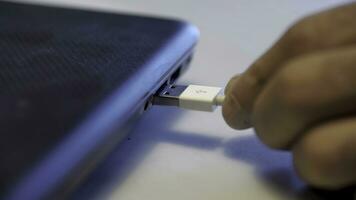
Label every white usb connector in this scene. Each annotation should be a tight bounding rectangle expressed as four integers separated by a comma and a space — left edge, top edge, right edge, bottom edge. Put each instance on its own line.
153, 84, 225, 112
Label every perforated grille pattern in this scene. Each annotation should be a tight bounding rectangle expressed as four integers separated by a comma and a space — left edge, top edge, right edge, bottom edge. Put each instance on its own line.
0, 2, 185, 192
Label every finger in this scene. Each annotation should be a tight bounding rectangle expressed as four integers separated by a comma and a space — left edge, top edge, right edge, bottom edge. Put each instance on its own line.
292, 117, 356, 189
223, 3, 356, 129
252, 45, 356, 149
223, 74, 251, 129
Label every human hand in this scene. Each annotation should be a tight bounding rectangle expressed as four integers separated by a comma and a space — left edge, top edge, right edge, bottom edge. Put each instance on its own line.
223, 3, 356, 189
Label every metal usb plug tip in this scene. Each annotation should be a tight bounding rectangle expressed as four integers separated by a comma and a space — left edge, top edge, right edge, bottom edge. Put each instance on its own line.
152, 85, 187, 106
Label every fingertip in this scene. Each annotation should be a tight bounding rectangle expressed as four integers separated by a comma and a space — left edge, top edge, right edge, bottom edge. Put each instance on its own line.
224, 74, 241, 95
222, 89, 252, 130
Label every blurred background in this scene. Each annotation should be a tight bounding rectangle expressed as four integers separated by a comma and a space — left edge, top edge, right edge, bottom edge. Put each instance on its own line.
11, 0, 353, 199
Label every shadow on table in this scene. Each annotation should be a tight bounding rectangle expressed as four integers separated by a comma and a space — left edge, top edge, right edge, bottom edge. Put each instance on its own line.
71, 106, 222, 199
72, 107, 354, 200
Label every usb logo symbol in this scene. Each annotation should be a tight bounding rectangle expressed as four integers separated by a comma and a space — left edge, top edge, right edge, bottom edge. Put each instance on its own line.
195, 89, 207, 94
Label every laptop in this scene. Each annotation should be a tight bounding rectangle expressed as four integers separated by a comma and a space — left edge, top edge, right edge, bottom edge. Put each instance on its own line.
0, 1, 198, 199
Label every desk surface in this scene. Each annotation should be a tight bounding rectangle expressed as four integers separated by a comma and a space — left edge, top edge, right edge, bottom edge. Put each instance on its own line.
14, 0, 352, 199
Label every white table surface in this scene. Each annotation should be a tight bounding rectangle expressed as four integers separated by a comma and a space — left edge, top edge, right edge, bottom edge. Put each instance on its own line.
13, 0, 352, 199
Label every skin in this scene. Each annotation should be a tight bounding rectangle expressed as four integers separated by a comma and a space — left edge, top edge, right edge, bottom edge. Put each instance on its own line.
222, 3, 356, 190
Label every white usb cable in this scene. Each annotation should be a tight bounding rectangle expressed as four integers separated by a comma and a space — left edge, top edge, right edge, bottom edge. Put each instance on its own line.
153, 84, 225, 112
